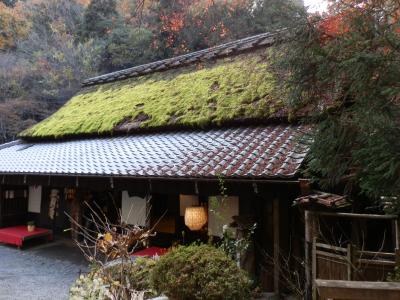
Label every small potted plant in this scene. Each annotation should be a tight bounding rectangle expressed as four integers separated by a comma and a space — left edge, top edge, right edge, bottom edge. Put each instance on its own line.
27, 221, 36, 232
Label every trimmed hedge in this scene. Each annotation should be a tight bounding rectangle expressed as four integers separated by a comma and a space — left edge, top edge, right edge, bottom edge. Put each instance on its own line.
151, 244, 252, 300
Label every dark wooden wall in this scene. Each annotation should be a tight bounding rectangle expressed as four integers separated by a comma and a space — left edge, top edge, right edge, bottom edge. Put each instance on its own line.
0, 185, 28, 227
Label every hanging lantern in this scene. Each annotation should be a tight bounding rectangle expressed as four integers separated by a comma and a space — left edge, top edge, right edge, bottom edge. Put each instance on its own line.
184, 206, 207, 231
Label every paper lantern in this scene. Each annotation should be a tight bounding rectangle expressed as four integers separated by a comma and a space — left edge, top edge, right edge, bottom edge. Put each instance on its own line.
184, 206, 207, 231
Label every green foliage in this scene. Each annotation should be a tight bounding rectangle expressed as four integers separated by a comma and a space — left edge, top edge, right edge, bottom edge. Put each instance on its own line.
81, 0, 118, 39
70, 258, 158, 300
106, 257, 157, 298
387, 266, 400, 282
151, 244, 252, 300
276, 1, 400, 207
0, 0, 102, 143
214, 175, 257, 262
21, 51, 281, 138
101, 27, 155, 71
220, 223, 256, 263
0, 0, 17, 7
69, 272, 110, 300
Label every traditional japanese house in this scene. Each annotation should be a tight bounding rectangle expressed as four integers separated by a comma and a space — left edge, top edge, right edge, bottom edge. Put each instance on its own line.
0, 32, 310, 293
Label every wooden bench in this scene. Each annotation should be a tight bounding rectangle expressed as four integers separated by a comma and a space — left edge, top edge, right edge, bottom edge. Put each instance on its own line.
0, 226, 53, 248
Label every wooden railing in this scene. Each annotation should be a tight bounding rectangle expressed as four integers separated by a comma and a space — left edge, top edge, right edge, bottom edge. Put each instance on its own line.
304, 211, 400, 300
313, 239, 398, 280
315, 279, 400, 300
312, 238, 399, 299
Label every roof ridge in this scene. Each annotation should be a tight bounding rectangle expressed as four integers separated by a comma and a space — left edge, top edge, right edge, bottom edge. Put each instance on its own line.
82, 30, 285, 87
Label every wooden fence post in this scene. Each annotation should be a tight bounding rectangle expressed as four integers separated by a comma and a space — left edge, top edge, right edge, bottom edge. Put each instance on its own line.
312, 237, 317, 300
395, 248, 400, 267
347, 244, 357, 280
347, 244, 352, 280
305, 210, 315, 300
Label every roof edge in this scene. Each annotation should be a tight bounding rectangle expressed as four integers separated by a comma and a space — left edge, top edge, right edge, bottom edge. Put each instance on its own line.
20, 117, 307, 142
0, 140, 21, 150
0, 172, 301, 182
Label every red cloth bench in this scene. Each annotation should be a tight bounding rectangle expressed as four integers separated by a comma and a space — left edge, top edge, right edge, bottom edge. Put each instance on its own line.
132, 246, 168, 257
0, 226, 53, 248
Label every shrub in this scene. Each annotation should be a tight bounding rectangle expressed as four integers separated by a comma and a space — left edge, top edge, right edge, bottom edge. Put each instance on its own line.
106, 257, 158, 298
151, 244, 252, 300
387, 266, 400, 282
69, 258, 158, 300
69, 272, 110, 300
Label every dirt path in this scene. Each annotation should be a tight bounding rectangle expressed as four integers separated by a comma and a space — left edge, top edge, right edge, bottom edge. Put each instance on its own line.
0, 239, 87, 300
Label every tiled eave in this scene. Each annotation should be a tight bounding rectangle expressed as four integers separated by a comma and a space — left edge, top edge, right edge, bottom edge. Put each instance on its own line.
0, 125, 309, 180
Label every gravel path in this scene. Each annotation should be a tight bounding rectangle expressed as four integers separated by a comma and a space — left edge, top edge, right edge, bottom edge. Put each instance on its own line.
0, 240, 87, 300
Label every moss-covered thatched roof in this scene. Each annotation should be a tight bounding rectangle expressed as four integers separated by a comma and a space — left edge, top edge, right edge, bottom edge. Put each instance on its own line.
21, 48, 288, 139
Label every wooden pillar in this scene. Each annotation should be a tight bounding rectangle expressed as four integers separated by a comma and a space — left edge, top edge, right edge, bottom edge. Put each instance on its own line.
273, 198, 280, 295
70, 188, 82, 241
394, 218, 400, 250
305, 210, 311, 300
395, 218, 400, 266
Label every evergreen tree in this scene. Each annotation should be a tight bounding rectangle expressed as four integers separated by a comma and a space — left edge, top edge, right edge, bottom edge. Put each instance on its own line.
276, 0, 400, 211
1, 0, 17, 7
101, 26, 154, 72
81, 0, 118, 39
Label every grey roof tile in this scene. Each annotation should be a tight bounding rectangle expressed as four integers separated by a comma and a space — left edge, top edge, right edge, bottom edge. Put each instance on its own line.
0, 126, 308, 179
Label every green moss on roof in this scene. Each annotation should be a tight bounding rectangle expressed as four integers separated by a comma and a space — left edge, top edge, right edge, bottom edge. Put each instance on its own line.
21, 50, 285, 139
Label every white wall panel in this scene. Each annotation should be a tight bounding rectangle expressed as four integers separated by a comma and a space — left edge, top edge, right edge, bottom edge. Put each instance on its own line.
121, 191, 147, 226
28, 186, 42, 213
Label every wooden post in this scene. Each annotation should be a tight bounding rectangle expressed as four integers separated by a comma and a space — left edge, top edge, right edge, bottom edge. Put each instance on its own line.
312, 237, 317, 300
299, 179, 311, 196
394, 218, 400, 268
273, 198, 280, 295
347, 244, 356, 281
395, 248, 400, 267
305, 210, 311, 299
70, 188, 82, 241
305, 210, 316, 300
395, 218, 400, 251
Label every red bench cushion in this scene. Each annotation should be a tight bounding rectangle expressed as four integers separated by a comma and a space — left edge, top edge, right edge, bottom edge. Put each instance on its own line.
0, 226, 52, 247
132, 246, 168, 257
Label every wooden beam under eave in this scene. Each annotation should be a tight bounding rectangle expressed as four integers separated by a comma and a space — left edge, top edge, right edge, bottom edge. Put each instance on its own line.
273, 198, 280, 294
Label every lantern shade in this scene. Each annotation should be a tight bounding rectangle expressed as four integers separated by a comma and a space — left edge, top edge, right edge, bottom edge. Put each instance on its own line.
184, 206, 207, 231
